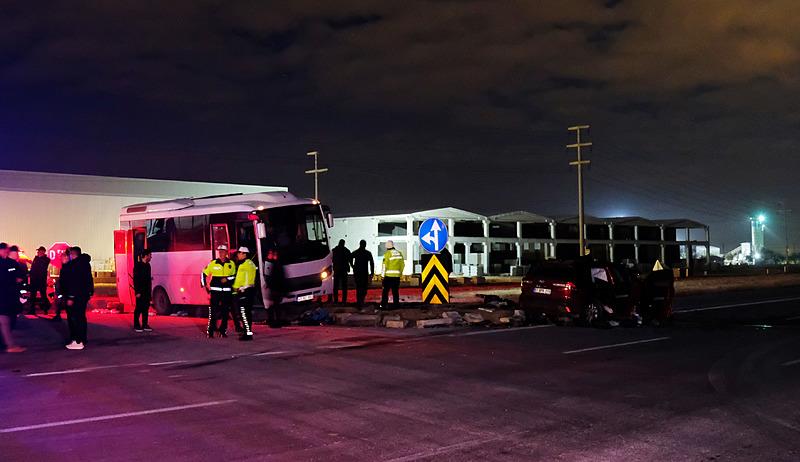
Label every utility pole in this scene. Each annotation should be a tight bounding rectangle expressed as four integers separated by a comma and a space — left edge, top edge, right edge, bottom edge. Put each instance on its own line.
778, 204, 792, 271
305, 151, 328, 201
567, 125, 592, 257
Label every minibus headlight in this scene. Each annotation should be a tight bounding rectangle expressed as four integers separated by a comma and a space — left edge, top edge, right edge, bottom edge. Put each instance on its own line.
321, 267, 332, 281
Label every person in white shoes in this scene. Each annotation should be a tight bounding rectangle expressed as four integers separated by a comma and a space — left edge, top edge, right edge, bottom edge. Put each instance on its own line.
61, 247, 94, 350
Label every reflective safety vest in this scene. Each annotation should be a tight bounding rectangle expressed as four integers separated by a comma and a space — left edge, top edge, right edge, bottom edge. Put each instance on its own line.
382, 248, 405, 277
202, 259, 237, 292
233, 259, 258, 291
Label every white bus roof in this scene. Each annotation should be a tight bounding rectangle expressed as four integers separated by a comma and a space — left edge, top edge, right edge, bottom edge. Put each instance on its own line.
120, 192, 316, 220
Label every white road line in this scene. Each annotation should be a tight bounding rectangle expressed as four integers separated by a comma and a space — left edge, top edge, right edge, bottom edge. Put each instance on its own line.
781, 358, 800, 367
26, 369, 91, 377
319, 343, 367, 349
25, 364, 131, 377
26, 360, 189, 377
253, 350, 291, 356
452, 325, 554, 337
147, 360, 188, 366
563, 336, 670, 355
0, 400, 236, 434
677, 296, 800, 313
786, 315, 800, 321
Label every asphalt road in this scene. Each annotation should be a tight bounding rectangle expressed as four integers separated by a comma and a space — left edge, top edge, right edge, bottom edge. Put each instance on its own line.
3, 287, 800, 461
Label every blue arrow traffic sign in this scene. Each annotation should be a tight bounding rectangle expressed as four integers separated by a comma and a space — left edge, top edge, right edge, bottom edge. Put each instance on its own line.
419, 218, 448, 254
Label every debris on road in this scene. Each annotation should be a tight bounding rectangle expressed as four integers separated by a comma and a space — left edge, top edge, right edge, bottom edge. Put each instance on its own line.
416, 317, 455, 328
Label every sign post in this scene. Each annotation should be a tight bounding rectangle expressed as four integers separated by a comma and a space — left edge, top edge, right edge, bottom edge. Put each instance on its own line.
418, 218, 450, 304
47, 242, 71, 269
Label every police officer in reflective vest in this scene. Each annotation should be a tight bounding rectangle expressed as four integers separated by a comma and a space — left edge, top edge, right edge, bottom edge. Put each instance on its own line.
233, 246, 257, 341
201, 245, 236, 338
380, 240, 405, 308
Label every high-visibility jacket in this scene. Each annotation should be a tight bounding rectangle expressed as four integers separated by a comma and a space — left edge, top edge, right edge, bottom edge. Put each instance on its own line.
202, 258, 237, 292
233, 259, 258, 291
382, 248, 405, 277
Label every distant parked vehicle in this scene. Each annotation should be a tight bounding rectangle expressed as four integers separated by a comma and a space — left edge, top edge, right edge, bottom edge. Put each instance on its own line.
519, 258, 639, 327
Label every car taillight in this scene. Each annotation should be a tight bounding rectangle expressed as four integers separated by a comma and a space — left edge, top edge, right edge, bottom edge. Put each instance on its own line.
553, 282, 576, 294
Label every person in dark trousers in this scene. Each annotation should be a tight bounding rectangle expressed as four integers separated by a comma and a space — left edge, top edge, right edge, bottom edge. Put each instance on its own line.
133, 249, 153, 332
350, 240, 374, 307
8, 246, 28, 329
0, 243, 25, 353
29, 246, 51, 315
60, 246, 94, 350
51, 253, 71, 321
202, 245, 236, 338
233, 247, 257, 341
331, 240, 352, 304
380, 240, 405, 309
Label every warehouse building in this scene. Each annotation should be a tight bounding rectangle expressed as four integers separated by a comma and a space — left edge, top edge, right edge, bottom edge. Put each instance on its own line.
0, 169, 284, 270
330, 208, 711, 276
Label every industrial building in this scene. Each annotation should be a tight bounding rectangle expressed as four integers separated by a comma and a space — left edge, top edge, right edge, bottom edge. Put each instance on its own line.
0, 170, 284, 270
330, 208, 711, 276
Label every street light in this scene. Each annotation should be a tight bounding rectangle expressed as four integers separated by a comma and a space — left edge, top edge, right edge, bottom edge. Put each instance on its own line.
758, 214, 766, 224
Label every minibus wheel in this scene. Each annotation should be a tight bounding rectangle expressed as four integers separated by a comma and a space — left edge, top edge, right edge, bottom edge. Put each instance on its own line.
153, 287, 172, 315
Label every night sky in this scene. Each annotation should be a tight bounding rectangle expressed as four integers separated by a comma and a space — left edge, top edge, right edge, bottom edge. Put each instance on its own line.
1, 1, 799, 252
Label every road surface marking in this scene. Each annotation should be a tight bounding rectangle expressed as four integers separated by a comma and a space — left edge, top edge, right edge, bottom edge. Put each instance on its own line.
786, 315, 800, 321
453, 325, 554, 337
253, 350, 291, 356
383, 434, 509, 462
319, 342, 367, 349
0, 400, 236, 434
562, 336, 670, 355
678, 296, 800, 313
25, 364, 135, 377
781, 358, 800, 367
26, 360, 190, 377
147, 360, 188, 366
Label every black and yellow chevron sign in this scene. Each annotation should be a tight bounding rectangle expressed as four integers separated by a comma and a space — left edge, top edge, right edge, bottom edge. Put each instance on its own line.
421, 254, 449, 304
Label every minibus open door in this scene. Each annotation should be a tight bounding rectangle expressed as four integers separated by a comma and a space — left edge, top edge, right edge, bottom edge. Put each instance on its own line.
254, 221, 273, 308
210, 223, 231, 257
114, 227, 146, 310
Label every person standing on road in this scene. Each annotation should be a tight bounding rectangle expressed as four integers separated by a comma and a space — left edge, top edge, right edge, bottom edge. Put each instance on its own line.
51, 252, 71, 322
350, 240, 374, 307
29, 246, 51, 315
0, 243, 25, 353
133, 249, 153, 332
380, 240, 404, 309
8, 246, 28, 329
233, 247, 257, 341
331, 240, 352, 304
202, 245, 236, 338
60, 246, 94, 350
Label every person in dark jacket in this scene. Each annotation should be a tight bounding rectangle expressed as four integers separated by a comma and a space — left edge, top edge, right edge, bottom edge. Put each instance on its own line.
350, 240, 374, 307
331, 240, 352, 304
133, 249, 153, 332
0, 243, 25, 352
8, 246, 27, 329
29, 246, 51, 314
60, 246, 94, 350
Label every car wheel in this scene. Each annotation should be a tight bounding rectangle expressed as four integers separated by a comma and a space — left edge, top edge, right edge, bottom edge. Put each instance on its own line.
581, 303, 598, 327
152, 287, 172, 315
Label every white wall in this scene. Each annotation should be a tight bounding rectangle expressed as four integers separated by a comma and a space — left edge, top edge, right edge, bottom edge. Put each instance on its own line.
0, 191, 162, 270
331, 216, 418, 275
